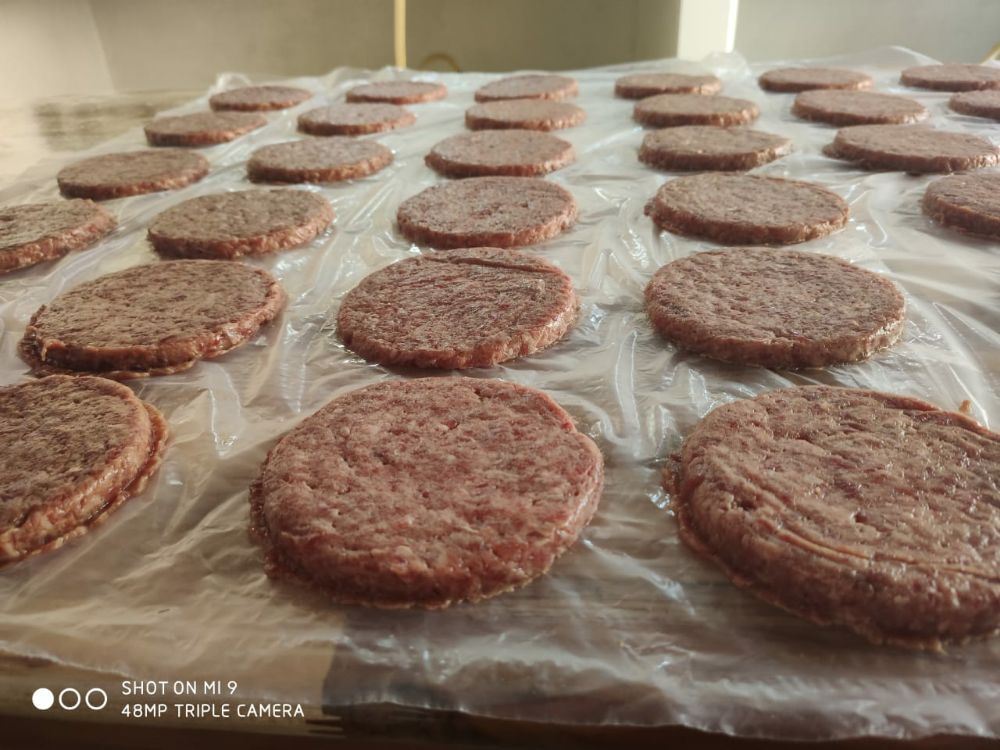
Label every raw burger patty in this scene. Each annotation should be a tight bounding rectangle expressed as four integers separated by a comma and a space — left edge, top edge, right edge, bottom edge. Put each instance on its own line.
639, 126, 791, 171
148, 189, 334, 259
250, 377, 604, 608
668, 385, 1000, 651
0, 200, 116, 275
346, 81, 447, 104
298, 103, 415, 135
901, 64, 1000, 91
614, 72, 721, 99
425, 130, 575, 178
397, 176, 577, 249
792, 90, 928, 126
20, 260, 286, 379
825, 125, 999, 173
634, 94, 759, 128
0, 375, 167, 565
949, 90, 1000, 120
645, 248, 904, 369
922, 172, 1000, 239
209, 85, 311, 111
645, 173, 848, 245
144, 111, 267, 146
475, 74, 578, 102
247, 138, 392, 183
338, 247, 579, 368
465, 100, 585, 131
57, 150, 209, 200
758, 67, 873, 92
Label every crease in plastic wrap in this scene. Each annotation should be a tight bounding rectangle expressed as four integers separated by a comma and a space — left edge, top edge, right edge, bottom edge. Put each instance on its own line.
0, 46, 997, 741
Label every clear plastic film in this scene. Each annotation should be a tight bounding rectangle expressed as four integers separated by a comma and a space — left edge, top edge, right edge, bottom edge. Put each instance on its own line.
0, 46, 997, 741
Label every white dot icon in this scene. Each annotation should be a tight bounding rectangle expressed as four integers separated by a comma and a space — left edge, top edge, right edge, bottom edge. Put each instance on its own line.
32, 688, 54, 711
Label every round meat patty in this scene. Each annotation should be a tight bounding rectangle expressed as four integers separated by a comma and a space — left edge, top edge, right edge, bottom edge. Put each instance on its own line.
144, 111, 267, 147
639, 126, 791, 171
0, 375, 167, 565
247, 138, 393, 183
668, 385, 1000, 650
465, 99, 586, 131
633, 94, 759, 128
645, 248, 905, 369
475, 74, 578, 102
148, 189, 334, 259
57, 150, 209, 201
0, 200, 116, 275
645, 173, 848, 245
338, 247, 578, 369
346, 81, 447, 104
901, 63, 1000, 92
209, 85, 311, 111
250, 377, 604, 608
922, 172, 1000, 240
614, 72, 722, 99
425, 130, 575, 178
758, 67, 873, 93
397, 176, 577, 249
949, 90, 1000, 121
825, 125, 999, 173
20, 260, 286, 379
297, 103, 415, 136
792, 90, 928, 126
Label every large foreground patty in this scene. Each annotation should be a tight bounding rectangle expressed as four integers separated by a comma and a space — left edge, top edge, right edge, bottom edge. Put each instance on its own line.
825, 125, 999, 173
922, 172, 1000, 239
0, 200, 116, 275
669, 385, 1000, 650
0, 376, 167, 565
250, 378, 605, 608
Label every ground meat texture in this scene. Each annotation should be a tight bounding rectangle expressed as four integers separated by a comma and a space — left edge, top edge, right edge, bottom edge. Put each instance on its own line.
0, 200, 116, 275
297, 103, 415, 136
638, 126, 791, 171
645, 173, 848, 245
397, 176, 577, 249
922, 172, 1000, 239
247, 138, 393, 183
825, 125, 999, 173
614, 72, 722, 99
57, 150, 209, 200
465, 100, 586, 131
901, 63, 1000, 91
758, 67, 873, 92
792, 90, 928, 126
250, 377, 604, 608
949, 90, 1000, 120
669, 385, 1000, 651
338, 247, 578, 369
475, 74, 578, 102
346, 81, 447, 104
144, 111, 267, 146
633, 94, 759, 128
645, 248, 905, 369
425, 130, 575, 178
0, 376, 167, 565
20, 260, 286, 379
209, 85, 312, 111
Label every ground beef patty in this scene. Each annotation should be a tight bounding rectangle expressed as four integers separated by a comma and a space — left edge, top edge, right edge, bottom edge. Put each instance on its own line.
634, 94, 759, 128
425, 130, 575, 178
758, 67, 872, 93
614, 72, 722, 99
0, 376, 167, 565
247, 138, 392, 183
57, 150, 209, 200
792, 90, 928, 126
949, 90, 1000, 121
144, 111, 267, 146
825, 125, 999, 173
669, 385, 1000, 650
645, 248, 904, 369
209, 85, 311, 111
148, 189, 334, 259
297, 103, 415, 136
465, 100, 585, 131
20, 260, 286, 379
346, 81, 447, 104
0, 200, 116, 275
922, 172, 1000, 239
639, 126, 791, 171
901, 63, 1000, 91
250, 377, 604, 608
645, 173, 848, 245
397, 176, 577, 249
338, 247, 578, 369
475, 74, 578, 102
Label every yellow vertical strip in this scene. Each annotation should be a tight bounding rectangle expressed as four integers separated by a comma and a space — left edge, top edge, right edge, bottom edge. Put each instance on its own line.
394, 0, 407, 69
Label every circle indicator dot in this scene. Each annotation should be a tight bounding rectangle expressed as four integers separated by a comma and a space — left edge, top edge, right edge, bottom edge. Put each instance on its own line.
32, 688, 54, 711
